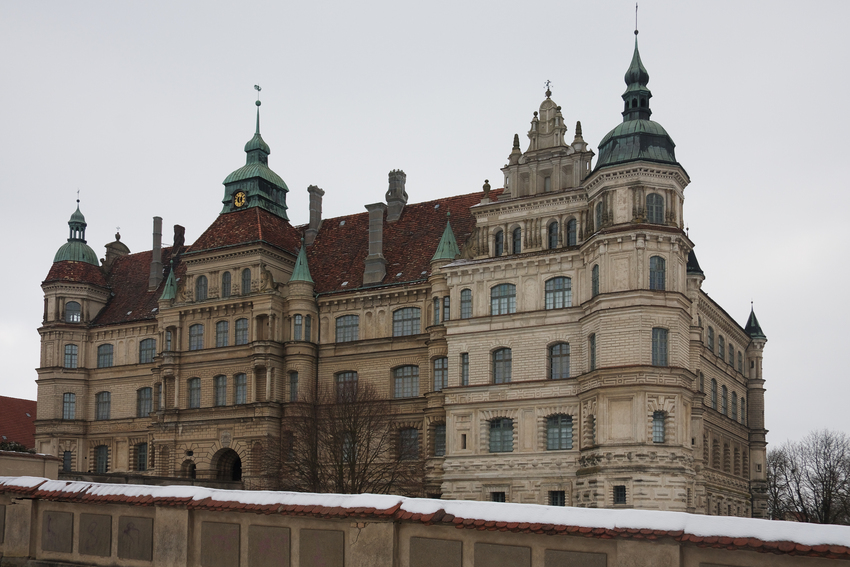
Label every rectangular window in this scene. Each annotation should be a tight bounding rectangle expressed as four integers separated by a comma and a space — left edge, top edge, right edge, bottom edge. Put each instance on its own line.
97, 344, 114, 368
95, 445, 109, 473
393, 308, 421, 337
335, 315, 360, 343
443, 297, 450, 322
491, 492, 506, 503
549, 490, 566, 506
235, 374, 247, 404
289, 372, 298, 402
235, 318, 249, 345
165, 330, 173, 351
62, 451, 73, 472
216, 321, 229, 347
433, 357, 448, 392
434, 424, 446, 457
294, 314, 303, 340
189, 378, 201, 408
652, 328, 668, 366
613, 485, 627, 505
394, 366, 419, 398
189, 325, 204, 351
137, 388, 152, 417
155, 383, 162, 411
139, 338, 156, 363
62, 393, 75, 420
589, 334, 597, 371
460, 289, 472, 319
433, 297, 440, 325
652, 411, 665, 443
399, 428, 419, 460
64, 344, 78, 369
95, 392, 110, 420
460, 353, 469, 386
493, 349, 512, 384
136, 443, 148, 471
489, 418, 513, 452
305, 316, 312, 342
336, 371, 358, 402
214, 376, 227, 407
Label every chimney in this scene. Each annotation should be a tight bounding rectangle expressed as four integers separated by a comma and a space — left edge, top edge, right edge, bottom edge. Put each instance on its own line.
363, 203, 387, 284
173, 225, 185, 252
385, 169, 408, 222
148, 217, 163, 290
305, 185, 324, 245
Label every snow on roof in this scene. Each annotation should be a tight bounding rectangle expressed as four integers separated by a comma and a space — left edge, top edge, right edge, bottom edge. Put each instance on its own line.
2, 477, 849, 554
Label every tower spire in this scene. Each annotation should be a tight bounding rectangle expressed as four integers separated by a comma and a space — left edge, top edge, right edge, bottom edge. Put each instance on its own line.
254, 84, 262, 135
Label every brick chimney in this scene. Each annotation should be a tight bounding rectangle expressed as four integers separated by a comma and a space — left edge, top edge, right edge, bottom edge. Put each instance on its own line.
385, 169, 408, 222
363, 203, 387, 284
305, 185, 324, 246
148, 217, 163, 290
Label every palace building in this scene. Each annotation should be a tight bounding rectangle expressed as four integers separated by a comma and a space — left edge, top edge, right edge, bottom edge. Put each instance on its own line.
35, 34, 769, 517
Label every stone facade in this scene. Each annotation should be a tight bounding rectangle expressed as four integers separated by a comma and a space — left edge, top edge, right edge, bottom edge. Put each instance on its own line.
35, 35, 768, 517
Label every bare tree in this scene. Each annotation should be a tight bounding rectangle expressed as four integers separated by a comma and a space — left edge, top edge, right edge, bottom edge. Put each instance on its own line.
767, 429, 850, 525
274, 382, 424, 495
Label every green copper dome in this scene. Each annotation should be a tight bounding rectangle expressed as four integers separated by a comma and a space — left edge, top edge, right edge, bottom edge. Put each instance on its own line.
595, 35, 679, 170
53, 204, 99, 266
244, 132, 271, 154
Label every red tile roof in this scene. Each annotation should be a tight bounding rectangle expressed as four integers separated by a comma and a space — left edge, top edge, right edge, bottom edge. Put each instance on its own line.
1, 478, 848, 560
0, 396, 38, 449
43, 261, 108, 287
189, 207, 302, 255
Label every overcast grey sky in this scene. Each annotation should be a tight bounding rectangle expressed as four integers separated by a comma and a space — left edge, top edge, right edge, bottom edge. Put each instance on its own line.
2, 1, 848, 446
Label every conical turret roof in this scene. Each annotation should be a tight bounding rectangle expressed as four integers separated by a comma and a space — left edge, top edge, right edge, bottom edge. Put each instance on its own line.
431, 214, 460, 261
290, 241, 314, 284
744, 307, 766, 340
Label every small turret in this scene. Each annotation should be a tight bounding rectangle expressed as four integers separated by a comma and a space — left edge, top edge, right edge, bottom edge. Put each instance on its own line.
431, 212, 460, 263
53, 202, 99, 266
385, 170, 408, 222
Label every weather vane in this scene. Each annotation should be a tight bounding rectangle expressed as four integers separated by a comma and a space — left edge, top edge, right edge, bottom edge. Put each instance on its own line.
254, 84, 262, 104
545, 79, 552, 98
76, 189, 80, 204
635, 2, 639, 35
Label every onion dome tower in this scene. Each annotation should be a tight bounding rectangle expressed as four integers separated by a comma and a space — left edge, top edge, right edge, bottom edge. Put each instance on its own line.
595, 32, 679, 170
221, 90, 290, 220
53, 203, 99, 266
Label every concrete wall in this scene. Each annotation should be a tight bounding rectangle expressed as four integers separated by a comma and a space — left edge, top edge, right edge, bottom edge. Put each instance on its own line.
1, 483, 846, 567
0, 451, 59, 479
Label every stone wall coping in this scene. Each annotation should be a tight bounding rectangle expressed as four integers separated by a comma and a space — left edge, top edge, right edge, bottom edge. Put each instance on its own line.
2, 476, 849, 561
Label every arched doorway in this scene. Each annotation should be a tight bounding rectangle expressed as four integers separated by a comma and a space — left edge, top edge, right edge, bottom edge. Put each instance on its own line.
212, 448, 242, 481
180, 460, 196, 479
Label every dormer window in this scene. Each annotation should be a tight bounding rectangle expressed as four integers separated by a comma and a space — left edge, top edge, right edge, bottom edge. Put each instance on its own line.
65, 301, 81, 323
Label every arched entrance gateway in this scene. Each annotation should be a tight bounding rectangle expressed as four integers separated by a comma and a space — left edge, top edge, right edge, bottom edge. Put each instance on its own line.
211, 448, 242, 481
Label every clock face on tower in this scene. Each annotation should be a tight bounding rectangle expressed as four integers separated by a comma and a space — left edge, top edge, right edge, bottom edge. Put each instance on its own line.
233, 191, 247, 208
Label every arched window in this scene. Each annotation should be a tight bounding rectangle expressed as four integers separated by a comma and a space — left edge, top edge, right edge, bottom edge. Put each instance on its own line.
433, 357, 448, 391
707, 326, 715, 351
652, 328, 668, 366
549, 343, 570, 380
214, 375, 227, 406
216, 321, 229, 347
64, 344, 78, 369
137, 387, 152, 417
566, 219, 577, 246
545, 277, 572, 309
95, 392, 111, 420
62, 393, 76, 420
489, 418, 513, 452
494, 230, 504, 257
241, 268, 251, 295
393, 365, 419, 398
595, 202, 603, 230
189, 324, 204, 350
721, 385, 728, 416
653, 411, 666, 443
294, 314, 303, 340
547, 415, 573, 450
221, 271, 231, 298
512, 227, 522, 254
139, 338, 156, 363
399, 428, 419, 460
548, 221, 559, 249
393, 307, 421, 337
460, 289, 472, 319
718, 336, 725, 359
188, 378, 201, 408
493, 348, 512, 384
711, 379, 717, 409
97, 344, 114, 368
65, 301, 81, 323
647, 193, 664, 224
591, 264, 600, 297
235, 373, 247, 404
335, 315, 360, 342
490, 284, 516, 315
95, 445, 109, 473
195, 275, 208, 301
731, 392, 738, 421
336, 371, 358, 401
649, 256, 666, 290
235, 318, 248, 345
